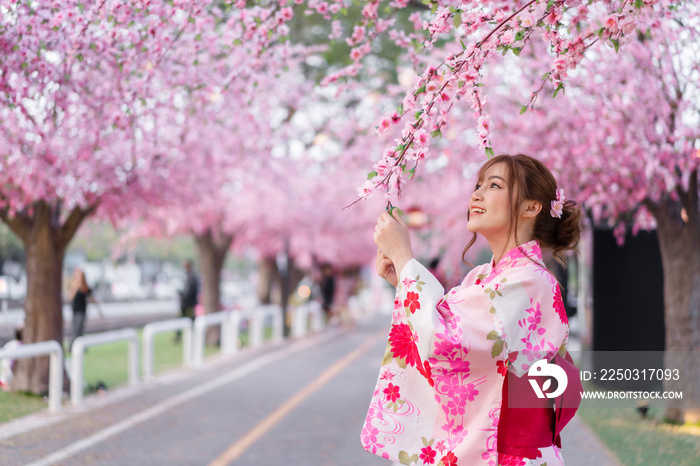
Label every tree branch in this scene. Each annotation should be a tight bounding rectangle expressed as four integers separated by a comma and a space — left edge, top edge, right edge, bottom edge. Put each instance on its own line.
0, 208, 32, 244
57, 205, 97, 250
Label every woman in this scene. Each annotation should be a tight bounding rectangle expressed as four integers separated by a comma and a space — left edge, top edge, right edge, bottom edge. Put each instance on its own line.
362, 154, 582, 466
68, 268, 104, 351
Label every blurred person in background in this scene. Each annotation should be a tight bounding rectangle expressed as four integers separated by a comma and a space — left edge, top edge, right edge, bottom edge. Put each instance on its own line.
69, 268, 104, 352
0, 321, 24, 389
176, 260, 199, 341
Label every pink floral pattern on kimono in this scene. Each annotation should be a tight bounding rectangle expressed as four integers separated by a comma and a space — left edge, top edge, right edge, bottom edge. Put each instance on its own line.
361, 241, 570, 466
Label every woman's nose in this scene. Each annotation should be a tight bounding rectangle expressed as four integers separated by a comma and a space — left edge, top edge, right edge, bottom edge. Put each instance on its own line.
471, 189, 482, 201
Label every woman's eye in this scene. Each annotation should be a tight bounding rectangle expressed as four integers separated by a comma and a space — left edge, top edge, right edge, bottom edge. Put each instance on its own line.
475, 184, 481, 190
491, 183, 501, 189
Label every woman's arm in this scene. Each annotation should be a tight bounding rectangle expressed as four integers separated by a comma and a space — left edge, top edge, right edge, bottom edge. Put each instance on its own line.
373, 209, 414, 279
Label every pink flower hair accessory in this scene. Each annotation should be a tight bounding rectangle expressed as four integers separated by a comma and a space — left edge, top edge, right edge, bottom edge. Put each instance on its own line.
550, 188, 565, 219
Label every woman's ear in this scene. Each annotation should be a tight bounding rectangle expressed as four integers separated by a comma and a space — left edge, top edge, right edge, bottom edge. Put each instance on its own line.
521, 199, 542, 218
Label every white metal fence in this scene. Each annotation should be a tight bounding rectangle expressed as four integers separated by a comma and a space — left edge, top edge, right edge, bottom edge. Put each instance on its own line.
292, 301, 324, 338
0, 340, 63, 412
70, 328, 139, 405
192, 311, 239, 368
2, 298, 341, 411
142, 318, 192, 381
246, 304, 284, 347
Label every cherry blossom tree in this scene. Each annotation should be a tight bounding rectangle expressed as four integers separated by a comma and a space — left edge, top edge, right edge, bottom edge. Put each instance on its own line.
0, 0, 296, 394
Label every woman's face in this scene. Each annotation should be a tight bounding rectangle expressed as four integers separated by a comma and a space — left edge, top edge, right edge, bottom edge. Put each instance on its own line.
467, 163, 513, 240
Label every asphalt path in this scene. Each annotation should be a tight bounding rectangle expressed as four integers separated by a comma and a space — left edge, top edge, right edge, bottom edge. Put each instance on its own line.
0, 312, 621, 466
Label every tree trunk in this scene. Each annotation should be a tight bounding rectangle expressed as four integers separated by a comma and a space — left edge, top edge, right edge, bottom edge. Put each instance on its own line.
256, 256, 278, 305
1, 202, 91, 394
646, 181, 700, 424
194, 229, 233, 346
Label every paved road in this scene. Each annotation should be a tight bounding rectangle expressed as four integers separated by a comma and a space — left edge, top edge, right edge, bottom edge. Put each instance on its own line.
0, 314, 620, 466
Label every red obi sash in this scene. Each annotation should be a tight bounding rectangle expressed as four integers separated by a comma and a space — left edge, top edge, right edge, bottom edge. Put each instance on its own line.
497, 352, 582, 458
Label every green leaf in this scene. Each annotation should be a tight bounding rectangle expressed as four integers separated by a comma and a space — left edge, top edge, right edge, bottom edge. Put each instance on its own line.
414, 85, 426, 95
553, 83, 565, 98
431, 129, 442, 138
382, 350, 394, 366
486, 330, 499, 341
475, 82, 484, 87
78, 3, 84, 13
416, 285, 422, 292
485, 147, 495, 158
367, 171, 377, 180
76, 53, 83, 62
460, 38, 467, 49
520, 105, 528, 114
396, 356, 407, 369
388, 205, 405, 217
610, 38, 620, 52
20, 62, 28, 69
398, 451, 412, 465
453, 11, 462, 28
489, 306, 497, 314
634, 0, 644, 9
491, 339, 504, 358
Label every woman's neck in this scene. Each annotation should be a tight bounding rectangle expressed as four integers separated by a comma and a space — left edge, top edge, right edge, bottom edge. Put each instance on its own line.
489, 234, 534, 265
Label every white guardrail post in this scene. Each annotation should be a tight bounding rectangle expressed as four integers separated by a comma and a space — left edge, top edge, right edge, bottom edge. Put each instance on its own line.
142, 318, 193, 382
292, 302, 324, 338
0, 340, 63, 412
71, 328, 139, 406
192, 311, 241, 369
249, 304, 283, 347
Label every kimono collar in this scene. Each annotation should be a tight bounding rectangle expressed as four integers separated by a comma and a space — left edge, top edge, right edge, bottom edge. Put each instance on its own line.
489, 240, 543, 276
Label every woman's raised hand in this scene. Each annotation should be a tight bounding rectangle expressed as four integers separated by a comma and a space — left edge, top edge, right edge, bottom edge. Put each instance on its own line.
375, 249, 398, 287
373, 208, 414, 279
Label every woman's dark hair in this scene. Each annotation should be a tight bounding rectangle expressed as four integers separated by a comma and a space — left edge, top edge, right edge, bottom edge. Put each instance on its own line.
463, 154, 581, 266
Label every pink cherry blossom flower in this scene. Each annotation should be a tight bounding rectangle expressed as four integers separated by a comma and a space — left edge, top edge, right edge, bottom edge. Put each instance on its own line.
377, 117, 391, 134
414, 129, 429, 147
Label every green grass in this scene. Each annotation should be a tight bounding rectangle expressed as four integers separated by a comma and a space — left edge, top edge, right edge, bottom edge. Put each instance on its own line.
80, 330, 224, 392
0, 390, 49, 423
578, 382, 700, 465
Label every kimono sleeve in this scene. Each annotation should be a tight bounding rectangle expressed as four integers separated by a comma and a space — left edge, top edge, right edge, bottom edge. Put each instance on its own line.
486, 268, 569, 378
391, 258, 445, 366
